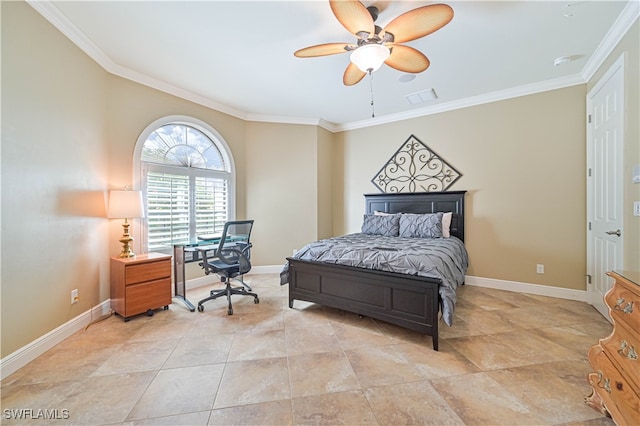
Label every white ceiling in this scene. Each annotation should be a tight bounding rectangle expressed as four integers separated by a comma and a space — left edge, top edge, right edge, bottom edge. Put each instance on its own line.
30, 1, 636, 131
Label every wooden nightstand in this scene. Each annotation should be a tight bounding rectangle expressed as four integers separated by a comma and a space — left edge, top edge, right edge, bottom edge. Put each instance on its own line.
110, 252, 172, 321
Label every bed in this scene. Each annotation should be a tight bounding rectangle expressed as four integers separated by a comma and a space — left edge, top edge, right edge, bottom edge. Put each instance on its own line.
281, 191, 467, 351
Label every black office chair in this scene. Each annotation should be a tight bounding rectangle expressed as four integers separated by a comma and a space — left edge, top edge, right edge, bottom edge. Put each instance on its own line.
196, 220, 259, 314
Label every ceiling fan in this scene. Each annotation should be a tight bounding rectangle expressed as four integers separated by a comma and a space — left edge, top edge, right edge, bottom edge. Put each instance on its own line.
294, 0, 454, 86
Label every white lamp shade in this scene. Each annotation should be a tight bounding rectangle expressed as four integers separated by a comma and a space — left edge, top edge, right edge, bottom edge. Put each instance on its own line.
350, 44, 391, 73
108, 190, 145, 219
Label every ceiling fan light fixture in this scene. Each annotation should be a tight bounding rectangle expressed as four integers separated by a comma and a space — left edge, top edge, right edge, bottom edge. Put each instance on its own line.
350, 44, 390, 73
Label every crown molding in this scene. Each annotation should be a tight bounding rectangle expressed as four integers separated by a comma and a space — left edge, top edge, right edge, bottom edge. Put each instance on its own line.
28, 0, 637, 134
581, 0, 639, 82
334, 73, 586, 132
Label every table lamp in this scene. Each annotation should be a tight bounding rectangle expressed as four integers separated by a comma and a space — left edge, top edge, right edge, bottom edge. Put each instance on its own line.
108, 189, 145, 258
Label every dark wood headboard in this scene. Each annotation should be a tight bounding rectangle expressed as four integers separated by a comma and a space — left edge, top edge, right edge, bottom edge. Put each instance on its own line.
364, 191, 466, 241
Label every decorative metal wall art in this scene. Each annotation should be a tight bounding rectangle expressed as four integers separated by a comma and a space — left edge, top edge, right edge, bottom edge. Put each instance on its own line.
371, 134, 462, 193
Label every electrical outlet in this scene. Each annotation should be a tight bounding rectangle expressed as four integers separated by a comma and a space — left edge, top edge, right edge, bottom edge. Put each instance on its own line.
536, 264, 544, 274
71, 289, 79, 304
634, 201, 640, 217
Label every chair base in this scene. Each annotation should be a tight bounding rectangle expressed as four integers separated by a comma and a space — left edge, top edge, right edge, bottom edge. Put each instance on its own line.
197, 276, 259, 314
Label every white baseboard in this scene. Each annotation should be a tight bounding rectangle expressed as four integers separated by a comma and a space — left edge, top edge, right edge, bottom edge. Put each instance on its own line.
0, 300, 112, 381
0, 271, 587, 381
465, 275, 587, 302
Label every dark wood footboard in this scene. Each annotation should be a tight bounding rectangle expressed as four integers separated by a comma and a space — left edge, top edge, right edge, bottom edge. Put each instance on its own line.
287, 258, 441, 350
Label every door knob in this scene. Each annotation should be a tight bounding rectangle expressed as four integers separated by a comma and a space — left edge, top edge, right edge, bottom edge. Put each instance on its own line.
605, 229, 621, 237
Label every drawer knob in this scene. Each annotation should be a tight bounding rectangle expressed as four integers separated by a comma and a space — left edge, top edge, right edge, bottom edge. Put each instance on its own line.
615, 382, 623, 391
613, 298, 634, 314
618, 340, 638, 360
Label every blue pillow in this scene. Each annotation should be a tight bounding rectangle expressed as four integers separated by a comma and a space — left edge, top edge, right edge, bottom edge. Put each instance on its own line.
399, 213, 444, 238
361, 214, 400, 237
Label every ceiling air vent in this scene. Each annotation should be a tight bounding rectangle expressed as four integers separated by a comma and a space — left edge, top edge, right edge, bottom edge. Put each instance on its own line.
404, 89, 438, 105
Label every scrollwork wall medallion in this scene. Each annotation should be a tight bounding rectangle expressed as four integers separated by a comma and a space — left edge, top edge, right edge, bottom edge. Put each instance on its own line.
371, 134, 462, 193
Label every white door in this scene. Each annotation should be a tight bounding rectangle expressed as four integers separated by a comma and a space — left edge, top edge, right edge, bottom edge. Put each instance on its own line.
586, 55, 625, 320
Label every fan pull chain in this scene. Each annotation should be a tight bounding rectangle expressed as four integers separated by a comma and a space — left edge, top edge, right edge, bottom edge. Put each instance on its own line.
368, 69, 376, 118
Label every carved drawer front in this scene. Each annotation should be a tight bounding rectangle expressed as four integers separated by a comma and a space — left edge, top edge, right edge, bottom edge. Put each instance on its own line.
606, 279, 639, 329
588, 347, 640, 426
602, 323, 639, 394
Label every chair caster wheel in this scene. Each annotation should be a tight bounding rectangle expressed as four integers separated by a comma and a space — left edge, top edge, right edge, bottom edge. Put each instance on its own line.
228, 308, 233, 315
254, 297, 260, 304
146, 309, 154, 317
197, 305, 204, 312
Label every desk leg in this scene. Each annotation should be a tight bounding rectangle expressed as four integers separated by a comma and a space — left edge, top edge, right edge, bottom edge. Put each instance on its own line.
173, 245, 196, 312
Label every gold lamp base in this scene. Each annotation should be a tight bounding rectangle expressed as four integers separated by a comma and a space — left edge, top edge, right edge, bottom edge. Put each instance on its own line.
118, 219, 136, 258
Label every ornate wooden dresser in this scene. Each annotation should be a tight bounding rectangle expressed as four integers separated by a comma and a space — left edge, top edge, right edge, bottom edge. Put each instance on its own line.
586, 271, 639, 425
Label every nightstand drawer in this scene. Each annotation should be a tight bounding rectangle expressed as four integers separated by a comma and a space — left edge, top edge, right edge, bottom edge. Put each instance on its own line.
125, 278, 171, 316
125, 259, 170, 285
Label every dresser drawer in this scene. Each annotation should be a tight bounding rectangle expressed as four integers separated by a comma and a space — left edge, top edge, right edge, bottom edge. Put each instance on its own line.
605, 276, 639, 330
602, 321, 639, 394
125, 278, 171, 316
588, 346, 640, 426
125, 259, 170, 285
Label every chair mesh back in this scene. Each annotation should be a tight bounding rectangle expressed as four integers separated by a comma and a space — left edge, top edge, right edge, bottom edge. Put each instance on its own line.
219, 220, 253, 274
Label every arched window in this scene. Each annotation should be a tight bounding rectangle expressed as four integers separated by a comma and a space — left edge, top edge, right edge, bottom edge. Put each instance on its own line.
135, 116, 235, 253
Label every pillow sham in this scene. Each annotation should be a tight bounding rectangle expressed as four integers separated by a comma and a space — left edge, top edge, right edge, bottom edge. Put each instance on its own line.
442, 212, 453, 238
361, 214, 400, 237
399, 212, 444, 238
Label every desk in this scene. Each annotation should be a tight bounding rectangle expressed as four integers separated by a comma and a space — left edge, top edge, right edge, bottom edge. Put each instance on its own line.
172, 237, 221, 311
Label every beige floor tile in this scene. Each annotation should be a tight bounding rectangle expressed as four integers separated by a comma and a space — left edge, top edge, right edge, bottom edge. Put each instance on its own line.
127, 316, 193, 342
60, 371, 157, 425
236, 310, 285, 334
447, 329, 581, 370
163, 333, 233, 368
186, 311, 242, 337
487, 362, 606, 424
345, 344, 424, 387
393, 341, 480, 379
285, 324, 340, 356
431, 372, 547, 425
455, 286, 520, 311
213, 357, 290, 409
291, 390, 378, 425
208, 400, 293, 425
331, 321, 397, 350
364, 380, 463, 425
288, 351, 361, 397
127, 364, 224, 420
91, 339, 180, 376
227, 329, 287, 361
1, 381, 80, 424
529, 322, 612, 357
123, 410, 211, 425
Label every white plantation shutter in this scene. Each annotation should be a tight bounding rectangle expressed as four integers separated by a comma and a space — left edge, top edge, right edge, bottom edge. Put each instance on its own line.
139, 121, 233, 253
195, 176, 228, 236
146, 172, 190, 250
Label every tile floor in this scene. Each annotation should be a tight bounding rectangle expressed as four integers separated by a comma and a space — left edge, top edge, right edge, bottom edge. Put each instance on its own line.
1, 274, 617, 425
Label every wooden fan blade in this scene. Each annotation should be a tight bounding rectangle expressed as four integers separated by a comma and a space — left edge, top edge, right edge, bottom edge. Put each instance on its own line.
329, 0, 374, 37
343, 62, 366, 86
382, 4, 454, 44
294, 43, 352, 58
385, 45, 430, 73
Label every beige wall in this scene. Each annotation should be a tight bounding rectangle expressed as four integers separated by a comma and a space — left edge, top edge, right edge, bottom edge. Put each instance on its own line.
1, 1, 110, 356
587, 21, 640, 271
245, 122, 321, 265
338, 87, 589, 290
